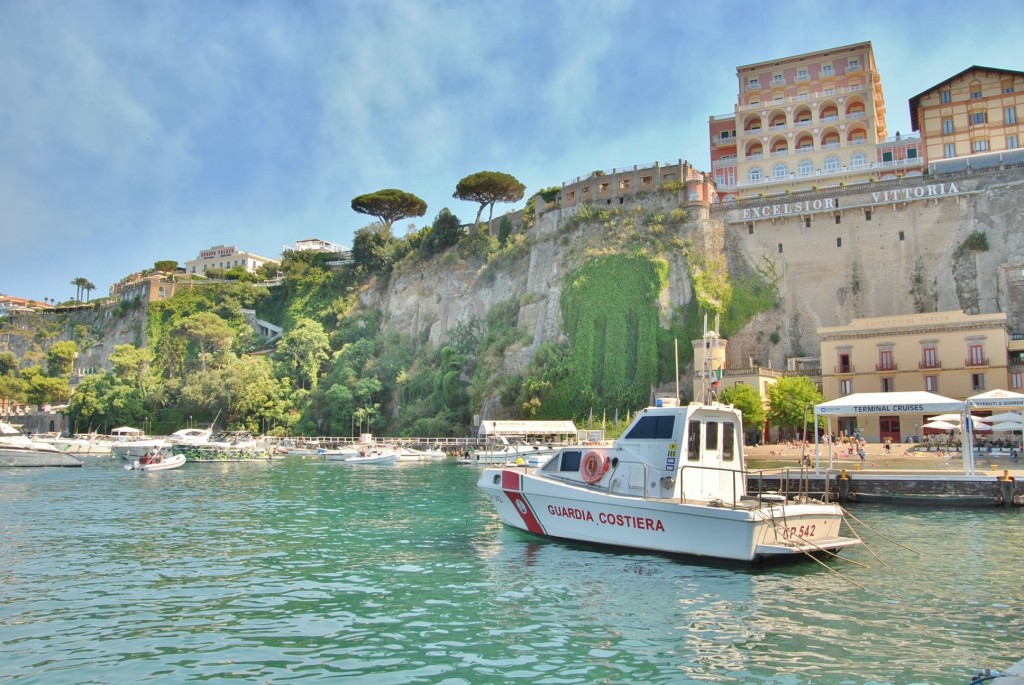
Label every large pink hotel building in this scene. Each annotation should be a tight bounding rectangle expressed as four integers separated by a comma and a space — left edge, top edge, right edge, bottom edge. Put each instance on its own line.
708, 42, 924, 201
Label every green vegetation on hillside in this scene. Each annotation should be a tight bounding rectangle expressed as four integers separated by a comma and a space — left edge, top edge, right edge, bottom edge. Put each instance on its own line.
47, 191, 781, 437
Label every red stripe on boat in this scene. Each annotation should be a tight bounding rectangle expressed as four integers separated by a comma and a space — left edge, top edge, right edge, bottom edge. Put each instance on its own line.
500, 470, 544, 534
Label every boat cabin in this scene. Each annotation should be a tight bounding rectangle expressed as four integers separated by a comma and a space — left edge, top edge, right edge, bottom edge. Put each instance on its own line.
538, 402, 747, 504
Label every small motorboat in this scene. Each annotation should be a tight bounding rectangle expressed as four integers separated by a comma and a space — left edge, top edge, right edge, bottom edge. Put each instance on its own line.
344, 449, 398, 466
319, 446, 362, 461
127, 446, 186, 472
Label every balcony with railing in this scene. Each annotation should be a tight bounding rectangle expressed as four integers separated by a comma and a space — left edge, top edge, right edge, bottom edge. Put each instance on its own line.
726, 156, 926, 189
966, 357, 990, 367
737, 84, 868, 112
919, 359, 942, 370
834, 365, 855, 375
875, 362, 898, 372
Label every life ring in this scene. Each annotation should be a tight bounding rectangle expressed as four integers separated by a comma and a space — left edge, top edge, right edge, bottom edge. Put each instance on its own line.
580, 450, 608, 484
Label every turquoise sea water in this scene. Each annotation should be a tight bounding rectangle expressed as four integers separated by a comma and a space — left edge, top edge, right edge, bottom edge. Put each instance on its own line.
0, 458, 1021, 685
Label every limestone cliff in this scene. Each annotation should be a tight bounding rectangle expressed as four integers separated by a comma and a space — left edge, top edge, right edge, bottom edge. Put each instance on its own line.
365, 165, 1024, 374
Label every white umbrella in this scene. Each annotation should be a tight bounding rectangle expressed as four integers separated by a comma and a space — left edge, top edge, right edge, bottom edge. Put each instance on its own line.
929, 413, 991, 423
923, 420, 960, 430
988, 421, 1024, 432
987, 412, 1023, 423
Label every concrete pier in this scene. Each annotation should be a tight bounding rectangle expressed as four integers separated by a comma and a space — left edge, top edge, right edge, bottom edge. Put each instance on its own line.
748, 470, 1022, 506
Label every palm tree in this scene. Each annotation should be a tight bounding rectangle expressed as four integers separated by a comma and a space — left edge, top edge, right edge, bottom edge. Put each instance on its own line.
82, 280, 96, 302
70, 277, 88, 302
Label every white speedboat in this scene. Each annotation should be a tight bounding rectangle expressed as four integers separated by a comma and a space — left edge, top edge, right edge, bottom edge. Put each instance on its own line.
344, 449, 398, 466
394, 445, 447, 461
0, 422, 83, 467
112, 427, 213, 460
319, 446, 362, 461
40, 433, 117, 455
112, 436, 167, 460
459, 437, 557, 466
478, 394, 861, 564
126, 446, 186, 472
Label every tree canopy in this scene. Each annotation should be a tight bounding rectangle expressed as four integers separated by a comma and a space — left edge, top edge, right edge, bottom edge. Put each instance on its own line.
717, 383, 766, 439
453, 171, 526, 235
419, 208, 463, 257
275, 317, 330, 390
45, 340, 78, 378
351, 189, 427, 232
154, 260, 179, 273
766, 376, 824, 435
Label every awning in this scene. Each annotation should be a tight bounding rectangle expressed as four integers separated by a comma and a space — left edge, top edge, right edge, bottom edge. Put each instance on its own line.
967, 389, 1024, 409
814, 391, 963, 416
478, 420, 577, 436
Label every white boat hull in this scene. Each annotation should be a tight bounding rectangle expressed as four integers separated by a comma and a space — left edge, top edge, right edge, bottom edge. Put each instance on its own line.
112, 440, 169, 460
128, 454, 187, 471
479, 469, 859, 563
321, 447, 362, 461
344, 452, 398, 466
0, 446, 84, 468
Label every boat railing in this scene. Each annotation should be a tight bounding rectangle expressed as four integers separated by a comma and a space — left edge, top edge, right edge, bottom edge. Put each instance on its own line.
746, 467, 820, 502
677, 464, 747, 506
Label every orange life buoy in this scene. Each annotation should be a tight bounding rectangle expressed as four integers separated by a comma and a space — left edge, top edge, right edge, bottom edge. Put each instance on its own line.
580, 450, 608, 484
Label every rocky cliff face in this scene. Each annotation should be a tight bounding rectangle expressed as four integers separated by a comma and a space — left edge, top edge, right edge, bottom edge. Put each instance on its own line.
366, 166, 1024, 373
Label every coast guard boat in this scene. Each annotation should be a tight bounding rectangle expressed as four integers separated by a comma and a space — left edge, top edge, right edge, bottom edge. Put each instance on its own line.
477, 331, 861, 563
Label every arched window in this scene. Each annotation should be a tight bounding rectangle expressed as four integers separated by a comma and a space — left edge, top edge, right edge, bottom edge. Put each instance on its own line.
851, 152, 868, 168
773, 163, 789, 179
748, 166, 763, 182
824, 155, 841, 172
798, 159, 814, 177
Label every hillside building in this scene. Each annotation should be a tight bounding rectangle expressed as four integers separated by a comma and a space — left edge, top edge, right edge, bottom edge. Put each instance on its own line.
909, 66, 1024, 166
283, 238, 349, 254
184, 244, 279, 276
557, 159, 716, 209
709, 42, 924, 201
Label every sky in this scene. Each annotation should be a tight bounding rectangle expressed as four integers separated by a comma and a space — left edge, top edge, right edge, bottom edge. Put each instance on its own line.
2, 0, 1022, 302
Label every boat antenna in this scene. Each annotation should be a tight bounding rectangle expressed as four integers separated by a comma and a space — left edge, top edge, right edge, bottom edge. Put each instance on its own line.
674, 338, 680, 404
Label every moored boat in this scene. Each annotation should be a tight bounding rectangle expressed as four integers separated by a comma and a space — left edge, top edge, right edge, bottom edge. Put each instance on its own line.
478, 399, 861, 563
343, 448, 399, 465
0, 444, 84, 467
319, 446, 362, 461
477, 328, 862, 564
39, 433, 117, 455
0, 422, 83, 467
458, 436, 558, 466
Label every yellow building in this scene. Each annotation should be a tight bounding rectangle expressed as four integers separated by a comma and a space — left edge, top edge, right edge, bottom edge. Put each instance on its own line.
818, 311, 1021, 441
910, 66, 1024, 164
710, 42, 925, 200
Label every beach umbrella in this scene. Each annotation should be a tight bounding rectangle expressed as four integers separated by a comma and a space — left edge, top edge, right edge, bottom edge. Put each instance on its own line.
923, 420, 959, 430
929, 413, 990, 424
